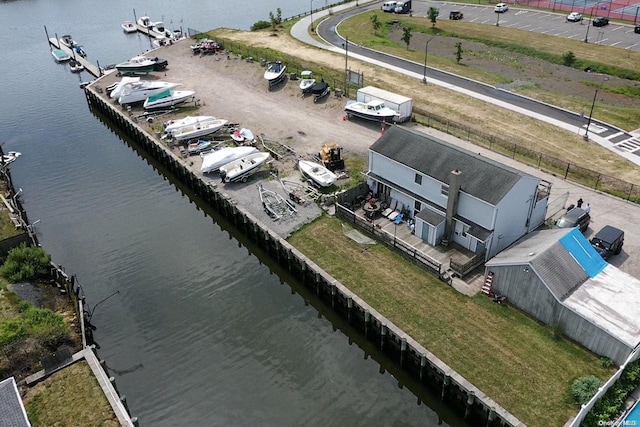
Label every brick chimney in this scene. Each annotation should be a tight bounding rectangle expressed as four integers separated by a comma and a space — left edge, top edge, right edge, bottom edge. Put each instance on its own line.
444, 169, 462, 243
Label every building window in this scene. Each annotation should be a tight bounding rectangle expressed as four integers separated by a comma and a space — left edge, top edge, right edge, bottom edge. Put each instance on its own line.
441, 184, 449, 197
414, 173, 422, 185
414, 200, 421, 212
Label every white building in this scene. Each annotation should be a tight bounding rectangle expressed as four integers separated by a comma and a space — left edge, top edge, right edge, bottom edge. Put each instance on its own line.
365, 126, 550, 260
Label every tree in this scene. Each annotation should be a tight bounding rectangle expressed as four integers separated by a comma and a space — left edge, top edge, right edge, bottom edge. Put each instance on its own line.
0, 243, 51, 283
276, 8, 282, 24
562, 51, 576, 67
269, 11, 277, 30
401, 27, 413, 50
428, 7, 439, 27
370, 13, 381, 35
454, 42, 463, 64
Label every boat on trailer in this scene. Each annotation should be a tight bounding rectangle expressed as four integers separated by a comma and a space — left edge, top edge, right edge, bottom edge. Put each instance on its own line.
200, 146, 258, 174
231, 128, 255, 145
344, 99, 399, 123
220, 152, 271, 183
311, 81, 330, 103
164, 115, 217, 135
264, 61, 286, 90
299, 70, 315, 95
171, 118, 228, 141
143, 89, 195, 110
298, 159, 338, 188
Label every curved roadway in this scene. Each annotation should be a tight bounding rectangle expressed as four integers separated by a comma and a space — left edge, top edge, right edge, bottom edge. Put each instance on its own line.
294, 1, 640, 165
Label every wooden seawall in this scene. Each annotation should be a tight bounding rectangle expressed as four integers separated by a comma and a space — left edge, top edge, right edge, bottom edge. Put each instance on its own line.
83, 85, 525, 427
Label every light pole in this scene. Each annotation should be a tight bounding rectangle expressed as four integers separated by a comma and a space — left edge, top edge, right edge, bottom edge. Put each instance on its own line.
342, 37, 349, 95
584, 3, 598, 43
310, 0, 316, 33
583, 77, 608, 141
422, 35, 437, 84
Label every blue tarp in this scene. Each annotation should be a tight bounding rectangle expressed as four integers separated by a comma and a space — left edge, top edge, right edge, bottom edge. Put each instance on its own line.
559, 228, 607, 278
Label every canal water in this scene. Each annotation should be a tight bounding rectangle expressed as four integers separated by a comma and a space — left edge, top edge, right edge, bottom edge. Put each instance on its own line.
0, 1, 469, 425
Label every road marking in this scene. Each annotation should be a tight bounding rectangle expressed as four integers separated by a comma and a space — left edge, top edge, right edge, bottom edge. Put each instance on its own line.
611, 26, 624, 32
520, 24, 531, 29
614, 138, 640, 153
540, 29, 552, 34
626, 43, 639, 49
610, 41, 622, 46
554, 31, 569, 36
606, 131, 625, 140
567, 34, 579, 39
530, 26, 543, 31
515, 10, 529, 15
584, 123, 608, 134
598, 37, 609, 43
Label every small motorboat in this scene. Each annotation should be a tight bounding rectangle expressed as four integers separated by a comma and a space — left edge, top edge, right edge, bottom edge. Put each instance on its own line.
311, 81, 330, 103
115, 56, 157, 74
200, 146, 258, 174
171, 118, 228, 141
186, 140, 213, 155
51, 48, 70, 63
122, 21, 137, 33
220, 152, 271, 183
164, 116, 217, 135
69, 59, 84, 73
1, 151, 21, 165
298, 159, 338, 188
299, 70, 315, 95
344, 99, 399, 123
264, 61, 286, 89
59, 34, 77, 48
231, 128, 255, 145
143, 89, 195, 109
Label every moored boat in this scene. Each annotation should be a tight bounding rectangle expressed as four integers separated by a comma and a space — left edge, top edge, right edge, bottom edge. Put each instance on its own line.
69, 59, 84, 73
51, 48, 71, 63
344, 99, 399, 123
171, 118, 228, 141
143, 89, 195, 109
220, 152, 271, 183
115, 56, 156, 74
122, 21, 137, 33
1, 151, 21, 165
200, 146, 258, 174
59, 34, 77, 48
298, 159, 338, 187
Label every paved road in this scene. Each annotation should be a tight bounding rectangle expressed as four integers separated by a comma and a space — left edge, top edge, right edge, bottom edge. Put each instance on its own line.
296, 1, 640, 165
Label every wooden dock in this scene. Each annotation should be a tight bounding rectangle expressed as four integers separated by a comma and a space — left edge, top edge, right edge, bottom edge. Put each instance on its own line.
48, 37, 103, 79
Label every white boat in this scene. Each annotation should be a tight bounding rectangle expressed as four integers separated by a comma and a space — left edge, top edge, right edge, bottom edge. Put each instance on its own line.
118, 81, 181, 105
264, 61, 286, 86
231, 128, 255, 144
164, 116, 217, 134
122, 21, 137, 33
115, 56, 156, 74
220, 152, 271, 183
51, 48, 70, 63
108, 77, 140, 99
298, 159, 338, 187
171, 119, 228, 141
69, 59, 84, 73
1, 151, 21, 165
344, 99, 399, 123
299, 70, 315, 94
136, 16, 170, 39
200, 146, 258, 174
59, 34, 77, 48
143, 89, 195, 109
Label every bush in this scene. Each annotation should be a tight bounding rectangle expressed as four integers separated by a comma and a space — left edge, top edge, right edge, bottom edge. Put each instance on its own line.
0, 302, 70, 348
601, 357, 614, 368
251, 20, 271, 31
562, 51, 576, 67
0, 243, 50, 283
572, 375, 603, 405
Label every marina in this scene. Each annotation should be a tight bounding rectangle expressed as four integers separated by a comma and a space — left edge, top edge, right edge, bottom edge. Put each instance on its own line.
46, 30, 103, 78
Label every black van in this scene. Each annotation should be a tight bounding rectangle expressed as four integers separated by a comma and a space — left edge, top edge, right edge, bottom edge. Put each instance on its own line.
590, 225, 624, 260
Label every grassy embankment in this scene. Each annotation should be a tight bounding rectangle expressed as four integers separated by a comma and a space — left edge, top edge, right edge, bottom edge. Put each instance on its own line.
288, 217, 612, 427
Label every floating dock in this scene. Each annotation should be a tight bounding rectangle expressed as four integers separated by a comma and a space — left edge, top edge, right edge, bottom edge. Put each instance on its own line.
47, 37, 104, 79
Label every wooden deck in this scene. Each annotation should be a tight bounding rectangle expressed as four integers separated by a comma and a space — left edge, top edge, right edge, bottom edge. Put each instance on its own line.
352, 206, 486, 296
48, 38, 103, 78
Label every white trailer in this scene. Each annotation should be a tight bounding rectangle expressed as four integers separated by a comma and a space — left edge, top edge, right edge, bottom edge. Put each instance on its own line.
355, 86, 413, 123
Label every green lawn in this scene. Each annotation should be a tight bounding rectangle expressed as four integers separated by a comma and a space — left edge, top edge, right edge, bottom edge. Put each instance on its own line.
288, 216, 612, 427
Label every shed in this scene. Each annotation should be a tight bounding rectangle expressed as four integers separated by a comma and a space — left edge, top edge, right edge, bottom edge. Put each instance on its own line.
485, 228, 640, 365
356, 86, 413, 122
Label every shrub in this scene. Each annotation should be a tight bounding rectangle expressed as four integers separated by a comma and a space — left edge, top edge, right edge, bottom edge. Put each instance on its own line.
251, 20, 271, 31
562, 51, 576, 67
0, 243, 51, 283
601, 357, 614, 368
572, 375, 603, 405
0, 303, 70, 348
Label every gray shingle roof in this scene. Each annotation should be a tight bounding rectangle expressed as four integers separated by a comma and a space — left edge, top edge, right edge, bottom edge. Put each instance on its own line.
0, 377, 31, 427
369, 126, 530, 205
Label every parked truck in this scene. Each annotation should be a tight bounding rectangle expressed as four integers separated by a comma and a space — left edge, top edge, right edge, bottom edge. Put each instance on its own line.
394, 0, 412, 14
355, 86, 413, 123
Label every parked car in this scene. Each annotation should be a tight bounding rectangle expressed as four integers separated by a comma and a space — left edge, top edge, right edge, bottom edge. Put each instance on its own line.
592, 16, 609, 27
449, 10, 464, 20
494, 3, 509, 13
555, 207, 590, 233
567, 12, 583, 22
590, 225, 624, 260
635, 23, 640, 33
